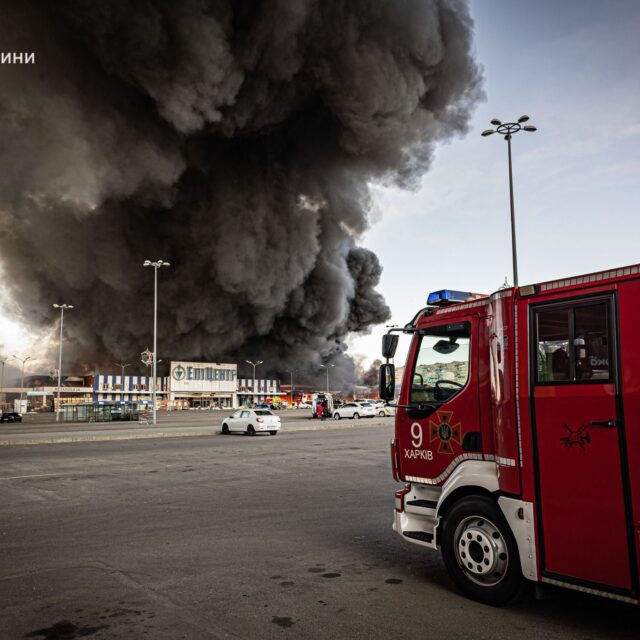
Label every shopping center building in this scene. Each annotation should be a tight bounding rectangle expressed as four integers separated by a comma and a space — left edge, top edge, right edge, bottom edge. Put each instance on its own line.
8, 361, 287, 412
167, 361, 237, 408
91, 361, 285, 409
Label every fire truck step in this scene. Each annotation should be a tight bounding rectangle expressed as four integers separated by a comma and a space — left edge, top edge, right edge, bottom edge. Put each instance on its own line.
403, 531, 434, 543
405, 499, 438, 509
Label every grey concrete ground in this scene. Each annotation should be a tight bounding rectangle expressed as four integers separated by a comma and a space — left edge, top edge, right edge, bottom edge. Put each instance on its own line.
0, 409, 384, 446
1, 426, 639, 639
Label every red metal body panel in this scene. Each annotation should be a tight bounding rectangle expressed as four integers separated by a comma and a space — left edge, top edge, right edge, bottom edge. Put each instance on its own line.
488, 292, 521, 494
533, 382, 630, 588
616, 279, 640, 586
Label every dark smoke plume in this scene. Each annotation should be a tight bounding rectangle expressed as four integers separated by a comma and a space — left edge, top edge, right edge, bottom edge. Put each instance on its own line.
0, 0, 482, 382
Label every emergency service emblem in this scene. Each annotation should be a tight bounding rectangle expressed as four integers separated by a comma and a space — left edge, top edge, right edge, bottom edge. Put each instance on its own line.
429, 410, 461, 455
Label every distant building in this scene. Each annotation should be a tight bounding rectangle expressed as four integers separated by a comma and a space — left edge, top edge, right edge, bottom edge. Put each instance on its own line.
9, 361, 287, 412
92, 374, 168, 405
168, 361, 237, 408
237, 377, 286, 406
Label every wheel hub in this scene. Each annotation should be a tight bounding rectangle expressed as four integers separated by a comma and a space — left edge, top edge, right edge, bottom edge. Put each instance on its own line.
455, 516, 509, 586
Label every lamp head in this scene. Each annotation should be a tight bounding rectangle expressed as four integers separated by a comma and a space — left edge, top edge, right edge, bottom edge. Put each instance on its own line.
523, 125, 537, 132
481, 129, 495, 137
518, 115, 530, 123
490, 118, 501, 126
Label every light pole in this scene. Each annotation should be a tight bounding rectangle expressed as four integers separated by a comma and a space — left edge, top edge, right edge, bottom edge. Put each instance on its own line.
52, 303, 73, 422
143, 259, 170, 425
11, 355, 32, 411
246, 360, 263, 405
482, 115, 537, 288
320, 363, 335, 393
114, 362, 131, 403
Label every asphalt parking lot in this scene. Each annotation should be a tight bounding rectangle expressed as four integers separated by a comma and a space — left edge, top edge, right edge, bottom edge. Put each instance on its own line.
2, 423, 640, 639
0, 408, 389, 445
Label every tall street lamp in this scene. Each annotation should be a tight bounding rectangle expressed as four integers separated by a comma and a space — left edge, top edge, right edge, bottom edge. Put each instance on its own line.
114, 362, 131, 403
482, 115, 537, 288
52, 303, 73, 422
11, 355, 32, 411
246, 360, 263, 405
320, 363, 335, 393
143, 259, 170, 425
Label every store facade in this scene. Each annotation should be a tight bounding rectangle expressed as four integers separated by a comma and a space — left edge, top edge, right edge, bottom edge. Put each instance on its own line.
168, 361, 238, 408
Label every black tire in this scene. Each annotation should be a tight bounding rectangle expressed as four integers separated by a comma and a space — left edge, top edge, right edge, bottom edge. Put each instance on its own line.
247, 425, 256, 436
221, 424, 229, 435
333, 413, 341, 420
353, 412, 360, 420
269, 431, 278, 436
440, 495, 526, 606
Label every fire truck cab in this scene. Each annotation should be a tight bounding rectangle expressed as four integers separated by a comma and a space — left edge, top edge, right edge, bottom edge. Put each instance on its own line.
379, 265, 640, 605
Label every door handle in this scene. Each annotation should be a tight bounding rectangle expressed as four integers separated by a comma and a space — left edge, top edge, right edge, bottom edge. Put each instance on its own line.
590, 420, 617, 428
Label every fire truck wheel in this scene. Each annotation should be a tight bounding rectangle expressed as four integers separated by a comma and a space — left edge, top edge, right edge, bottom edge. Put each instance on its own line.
441, 496, 525, 606
247, 425, 256, 436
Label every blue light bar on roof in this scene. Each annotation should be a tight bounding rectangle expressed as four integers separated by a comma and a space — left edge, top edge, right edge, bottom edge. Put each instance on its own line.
427, 289, 473, 306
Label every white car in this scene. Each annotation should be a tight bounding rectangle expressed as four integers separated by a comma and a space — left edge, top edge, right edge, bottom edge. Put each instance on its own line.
376, 404, 395, 417
358, 399, 390, 416
221, 409, 281, 436
332, 402, 376, 420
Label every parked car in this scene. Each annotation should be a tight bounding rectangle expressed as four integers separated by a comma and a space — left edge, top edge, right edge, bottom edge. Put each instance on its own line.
360, 399, 393, 416
332, 402, 376, 420
376, 404, 395, 417
221, 409, 281, 436
0, 412, 22, 423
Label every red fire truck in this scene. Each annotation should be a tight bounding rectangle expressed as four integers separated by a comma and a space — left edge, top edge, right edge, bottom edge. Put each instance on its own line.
379, 264, 640, 605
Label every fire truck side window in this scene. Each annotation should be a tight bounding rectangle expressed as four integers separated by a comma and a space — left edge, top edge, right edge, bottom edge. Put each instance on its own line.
536, 302, 611, 383
574, 303, 610, 381
536, 309, 570, 382
410, 323, 471, 404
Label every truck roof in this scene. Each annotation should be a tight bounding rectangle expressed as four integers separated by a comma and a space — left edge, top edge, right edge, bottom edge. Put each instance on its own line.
409, 262, 640, 327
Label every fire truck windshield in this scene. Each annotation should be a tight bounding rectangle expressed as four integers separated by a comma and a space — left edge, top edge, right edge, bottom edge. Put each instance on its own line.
410, 324, 471, 406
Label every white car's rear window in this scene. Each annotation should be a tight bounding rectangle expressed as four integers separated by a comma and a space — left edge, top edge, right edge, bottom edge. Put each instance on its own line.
254, 410, 273, 416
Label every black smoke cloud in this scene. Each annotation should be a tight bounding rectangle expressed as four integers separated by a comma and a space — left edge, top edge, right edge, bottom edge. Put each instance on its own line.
0, 0, 482, 383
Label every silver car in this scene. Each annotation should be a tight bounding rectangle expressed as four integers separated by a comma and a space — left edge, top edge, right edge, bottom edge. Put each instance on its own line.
221, 409, 281, 436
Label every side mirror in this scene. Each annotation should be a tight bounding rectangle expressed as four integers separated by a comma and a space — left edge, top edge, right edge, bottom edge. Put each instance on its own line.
378, 363, 395, 402
382, 334, 399, 359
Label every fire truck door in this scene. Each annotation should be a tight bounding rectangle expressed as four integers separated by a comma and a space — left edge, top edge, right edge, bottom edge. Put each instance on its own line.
532, 297, 632, 591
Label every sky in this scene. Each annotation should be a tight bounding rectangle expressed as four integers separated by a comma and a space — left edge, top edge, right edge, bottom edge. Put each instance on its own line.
349, 0, 640, 366
1, 0, 639, 378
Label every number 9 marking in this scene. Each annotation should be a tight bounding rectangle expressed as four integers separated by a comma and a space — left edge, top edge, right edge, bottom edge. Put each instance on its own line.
411, 422, 423, 448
